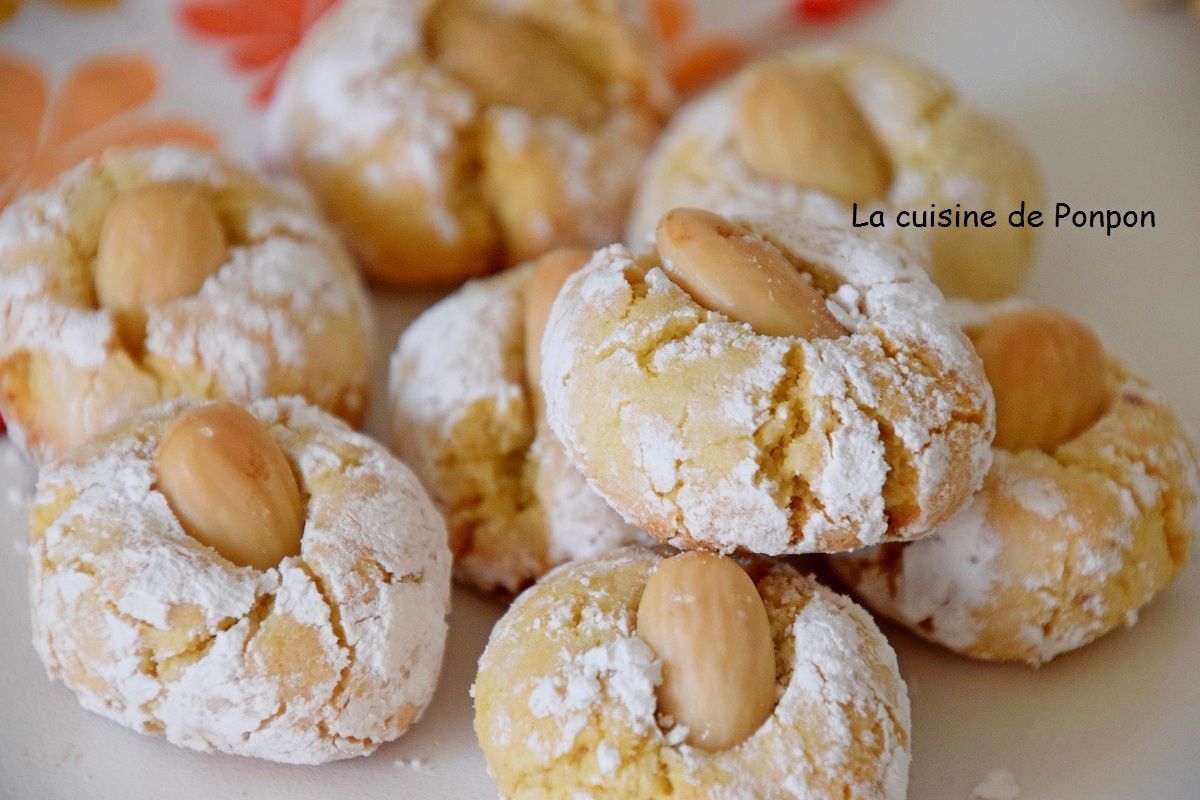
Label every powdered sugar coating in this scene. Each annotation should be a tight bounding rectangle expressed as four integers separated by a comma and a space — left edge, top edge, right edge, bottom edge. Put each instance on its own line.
265, 0, 467, 202
542, 211, 993, 556
29, 396, 452, 763
0, 146, 374, 464
626, 88, 858, 254
626, 44, 1043, 300
473, 547, 911, 799
266, 0, 671, 285
389, 265, 647, 592
532, 426, 650, 566
834, 305, 1199, 665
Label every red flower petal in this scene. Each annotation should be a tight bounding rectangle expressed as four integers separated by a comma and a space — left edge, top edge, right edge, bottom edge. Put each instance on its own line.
179, 0, 342, 104
793, 0, 877, 24
180, 0, 313, 39
303, 0, 339, 27
257, 0, 308, 35
251, 57, 290, 106
180, 1, 274, 36
669, 38, 750, 96
228, 33, 291, 69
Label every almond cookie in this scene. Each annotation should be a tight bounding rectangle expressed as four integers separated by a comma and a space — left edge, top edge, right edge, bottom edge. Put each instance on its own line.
832, 302, 1199, 665
473, 546, 911, 799
389, 253, 649, 593
542, 207, 994, 556
29, 396, 452, 763
0, 145, 374, 465
627, 44, 1045, 300
267, 0, 672, 287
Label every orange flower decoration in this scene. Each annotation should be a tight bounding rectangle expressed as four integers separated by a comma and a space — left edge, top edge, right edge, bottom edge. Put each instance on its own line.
180, 0, 339, 106
650, 0, 882, 96
0, 52, 218, 210
650, 0, 751, 96
2, 0, 121, 25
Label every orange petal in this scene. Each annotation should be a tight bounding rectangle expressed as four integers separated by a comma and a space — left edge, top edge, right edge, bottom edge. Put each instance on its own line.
793, 0, 876, 24
251, 57, 289, 106
228, 32, 290, 69
259, 0, 307, 33
649, 0, 691, 43
28, 116, 219, 191
180, 0, 274, 36
181, 0, 303, 37
303, 0, 338, 27
0, 53, 47, 183
42, 53, 158, 150
669, 38, 750, 96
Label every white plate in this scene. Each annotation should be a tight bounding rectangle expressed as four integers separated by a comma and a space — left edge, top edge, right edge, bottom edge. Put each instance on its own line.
2, 0, 1199, 797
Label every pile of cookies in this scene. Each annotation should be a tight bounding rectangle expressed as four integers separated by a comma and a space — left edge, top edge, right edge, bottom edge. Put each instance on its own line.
0, 0, 1195, 796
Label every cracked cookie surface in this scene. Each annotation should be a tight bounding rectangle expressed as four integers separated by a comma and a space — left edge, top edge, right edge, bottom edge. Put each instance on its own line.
266, 0, 672, 287
473, 546, 910, 799
542, 211, 993, 555
626, 44, 1044, 300
389, 265, 648, 593
832, 301, 1200, 665
29, 396, 451, 763
0, 146, 374, 465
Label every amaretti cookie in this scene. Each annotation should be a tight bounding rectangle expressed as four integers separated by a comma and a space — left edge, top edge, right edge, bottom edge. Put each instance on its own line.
29, 397, 452, 763
473, 546, 911, 799
833, 303, 1199, 665
389, 251, 647, 593
267, 0, 672, 287
0, 145, 374, 465
542, 207, 994, 556
627, 44, 1044, 300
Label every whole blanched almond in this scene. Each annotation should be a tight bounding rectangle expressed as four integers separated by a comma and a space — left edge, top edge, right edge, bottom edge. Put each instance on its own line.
429, 4, 602, 127
655, 208, 847, 340
734, 61, 891, 203
974, 307, 1108, 452
524, 248, 592, 399
636, 552, 777, 751
155, 402, 304, 570
95, 181, 227, 348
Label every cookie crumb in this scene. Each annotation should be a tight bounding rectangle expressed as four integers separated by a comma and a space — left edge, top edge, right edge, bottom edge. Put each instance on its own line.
393, 757, 426, 770
973, 768, 1020, 800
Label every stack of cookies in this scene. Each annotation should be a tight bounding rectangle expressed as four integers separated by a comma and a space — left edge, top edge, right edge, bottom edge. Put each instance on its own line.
0, 1, 1194, 796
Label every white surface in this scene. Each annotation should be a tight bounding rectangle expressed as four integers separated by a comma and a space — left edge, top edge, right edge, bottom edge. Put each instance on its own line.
3, 0, 1200, 798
